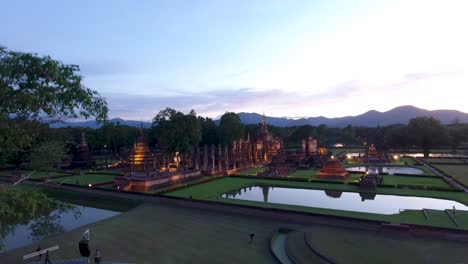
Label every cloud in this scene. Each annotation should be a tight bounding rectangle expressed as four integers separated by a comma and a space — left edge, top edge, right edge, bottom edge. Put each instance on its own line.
102, 70, 467, 120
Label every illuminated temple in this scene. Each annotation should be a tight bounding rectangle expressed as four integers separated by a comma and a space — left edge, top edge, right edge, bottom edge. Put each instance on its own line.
114, 132, 200, 191
255, 113, 283, 162
317, 159, 349, 179
360, 144, 388, 163
124, 133, 158, 177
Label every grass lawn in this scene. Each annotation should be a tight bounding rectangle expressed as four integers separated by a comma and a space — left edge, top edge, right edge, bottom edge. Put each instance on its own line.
166, 177, 468, 229
50, 174, 115, 186
383, 175, 451, 188
306, 225, 468, 264
237, 167, 267, 176
151, 176, 214, 194
0, 203, 301, 264
433, 165, 468, 187
423, 158, 464, 164
287, 168, 317, 178
91, 169, 124, 175
0, 170, 73, 179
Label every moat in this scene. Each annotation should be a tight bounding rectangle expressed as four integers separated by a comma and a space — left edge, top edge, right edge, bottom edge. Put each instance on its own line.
223, 186, 468, 215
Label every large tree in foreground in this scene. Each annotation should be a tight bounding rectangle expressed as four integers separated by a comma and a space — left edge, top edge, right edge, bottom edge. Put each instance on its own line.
407, 117, 446, 158
0, 45, 108, 163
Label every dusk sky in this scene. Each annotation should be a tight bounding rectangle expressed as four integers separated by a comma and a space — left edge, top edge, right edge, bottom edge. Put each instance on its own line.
2, 0, 468, 120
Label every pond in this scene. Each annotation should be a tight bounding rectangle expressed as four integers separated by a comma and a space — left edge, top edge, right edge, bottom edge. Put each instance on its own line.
348, 152, 468, 158
346, 166, 424, 175
223, 186, 468, 215
0, 205, 119, 253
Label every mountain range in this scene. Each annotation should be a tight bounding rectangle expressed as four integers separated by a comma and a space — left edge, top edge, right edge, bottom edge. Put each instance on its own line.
49, 105, 468, 128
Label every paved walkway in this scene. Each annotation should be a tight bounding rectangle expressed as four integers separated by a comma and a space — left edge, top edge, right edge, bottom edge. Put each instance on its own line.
418, 159, 468, 192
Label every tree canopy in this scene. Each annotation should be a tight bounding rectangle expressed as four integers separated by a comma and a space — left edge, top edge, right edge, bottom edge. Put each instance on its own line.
152, 108, 201, 155
0, 45, 108, 121
407, 117, 446, 157
218, 112, 243, 144
0, 45, 108, 167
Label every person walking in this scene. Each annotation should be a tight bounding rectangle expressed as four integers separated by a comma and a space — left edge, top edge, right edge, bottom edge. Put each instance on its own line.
36, 245, 42, 261
94, 249, 102, 264
43, 250, 51, 264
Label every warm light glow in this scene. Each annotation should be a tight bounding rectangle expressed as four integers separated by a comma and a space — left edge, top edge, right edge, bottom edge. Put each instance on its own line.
88, 184, 92, 187
346, 154, 352, 160
393, 155, 399, 160
331, 155, 335, 160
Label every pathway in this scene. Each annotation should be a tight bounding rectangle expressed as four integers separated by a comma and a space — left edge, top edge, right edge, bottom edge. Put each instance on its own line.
418, 158, 468, 192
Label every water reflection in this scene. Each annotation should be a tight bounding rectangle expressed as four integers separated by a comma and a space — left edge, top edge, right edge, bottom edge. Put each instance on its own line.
0, 206, 119, 253
324, 190, 342, 198
348, 153, 468, 158
223, 185, 468, 215
346, 166, 423, 175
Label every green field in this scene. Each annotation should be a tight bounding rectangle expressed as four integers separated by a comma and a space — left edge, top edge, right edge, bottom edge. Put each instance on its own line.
0, 203, 298, 264
50, 174, 115, 185
423, 158, 464, 164
2, 183, 468, 263
166, 177, 468, 229
0, 170, 73, 179
434, 165, 468, 187
287, 168, 317, 178
305, 225, 468, 264
383, 175, 451, 188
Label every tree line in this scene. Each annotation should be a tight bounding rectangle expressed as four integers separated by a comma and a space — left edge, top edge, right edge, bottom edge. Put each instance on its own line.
2, 44, 468, 170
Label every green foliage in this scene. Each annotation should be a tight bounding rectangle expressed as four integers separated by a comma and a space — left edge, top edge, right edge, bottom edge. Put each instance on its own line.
0, 45, 108, 167
0, 45, 108, 121
152, 108, 202, 154
29, 140, 66, 170
447, 124, 468, 150
199, 116, 219, 145
218, 112, 243, 144
407, 117, 446, 157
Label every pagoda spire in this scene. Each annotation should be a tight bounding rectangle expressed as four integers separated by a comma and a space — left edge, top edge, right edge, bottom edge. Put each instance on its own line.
261, 112, 268, 134
80, 132, 87, 146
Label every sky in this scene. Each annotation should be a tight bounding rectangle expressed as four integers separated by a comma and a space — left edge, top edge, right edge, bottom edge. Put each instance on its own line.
2, 0, 468, 120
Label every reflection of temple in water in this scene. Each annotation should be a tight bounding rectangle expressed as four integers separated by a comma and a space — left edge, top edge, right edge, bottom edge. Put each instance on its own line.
261, 185, 270, 202
359, 192, 377, 201
324, 190, 343, 198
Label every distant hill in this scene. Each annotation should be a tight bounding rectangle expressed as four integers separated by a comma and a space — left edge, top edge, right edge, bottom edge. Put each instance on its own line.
49, 118, 152, 129
237, 106, 468, 127
50, 106, 468, 128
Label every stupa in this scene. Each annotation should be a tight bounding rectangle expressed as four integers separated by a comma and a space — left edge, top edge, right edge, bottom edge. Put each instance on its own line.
317, 159, 349, 179
114, 132, 201, 192
124, 132, 158, 178
70, 133, 95, 169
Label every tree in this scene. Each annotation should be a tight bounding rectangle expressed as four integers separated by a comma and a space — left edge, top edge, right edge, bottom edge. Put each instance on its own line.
152, 108, 201, 155
199, 116, 219, 145
447, 124, 468, 151
407, 117, 446, 158
288, 125, 317, 144
0, 45, 108, 164
30, 141, 66, 171
218, 112, 243, 144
